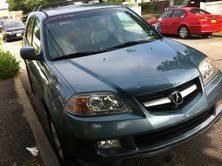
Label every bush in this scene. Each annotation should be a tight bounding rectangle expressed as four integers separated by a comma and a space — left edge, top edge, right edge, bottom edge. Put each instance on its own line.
107, 0, 122, 4
140, 2, 158, 12
0, 49, 20, 80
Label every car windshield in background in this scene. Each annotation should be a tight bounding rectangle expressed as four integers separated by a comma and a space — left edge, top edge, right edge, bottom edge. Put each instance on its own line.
190, 9, 210, 15
3, 20, 24, 28
45, 8, 161, 60
160, 10, 173, 19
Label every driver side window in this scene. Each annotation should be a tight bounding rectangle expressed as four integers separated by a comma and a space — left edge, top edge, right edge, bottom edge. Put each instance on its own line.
26, 18, 34, 45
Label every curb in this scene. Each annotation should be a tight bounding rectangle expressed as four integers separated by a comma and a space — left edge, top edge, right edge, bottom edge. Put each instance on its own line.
15, 77, 60, 166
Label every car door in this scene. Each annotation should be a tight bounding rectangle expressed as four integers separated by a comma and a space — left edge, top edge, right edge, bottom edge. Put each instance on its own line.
24, 16, 46, 99
168, 9, 187, 35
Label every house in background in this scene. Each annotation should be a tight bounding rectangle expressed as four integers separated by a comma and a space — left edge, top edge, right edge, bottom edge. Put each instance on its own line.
200, 1, 222, 15
0, 7, 23, 21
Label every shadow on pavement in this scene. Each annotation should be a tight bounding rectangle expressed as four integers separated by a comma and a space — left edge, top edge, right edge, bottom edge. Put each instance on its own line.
165, 34, 221, 40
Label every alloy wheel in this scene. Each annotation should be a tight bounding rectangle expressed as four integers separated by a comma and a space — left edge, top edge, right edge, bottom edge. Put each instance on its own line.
179, 26, 189, 39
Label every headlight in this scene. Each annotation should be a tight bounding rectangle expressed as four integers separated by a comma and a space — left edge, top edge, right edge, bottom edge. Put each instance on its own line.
65, 93, 130, 115
199, 58, 218, 85
6, 31, 12, 35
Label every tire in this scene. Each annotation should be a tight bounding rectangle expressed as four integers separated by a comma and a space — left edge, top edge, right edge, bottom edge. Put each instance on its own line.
48, 119, 65, 163
48, 119, 77, 165
202, 33, 212, 38
178, 26, 190, 39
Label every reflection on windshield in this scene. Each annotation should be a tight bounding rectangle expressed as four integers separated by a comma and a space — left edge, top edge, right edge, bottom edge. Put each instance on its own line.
45, 8, 160, 60
157, 47, 205, 72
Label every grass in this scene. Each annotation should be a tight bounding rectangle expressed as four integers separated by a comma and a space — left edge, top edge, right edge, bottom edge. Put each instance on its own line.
0, 49, 20, 80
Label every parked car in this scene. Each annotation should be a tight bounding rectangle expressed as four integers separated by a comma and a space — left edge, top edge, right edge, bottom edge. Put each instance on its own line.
165, 0, 222, 10
0, 16, 11, 29
1, 19, 25, 42
20, 3, 222, 165
147, 7, 222, 38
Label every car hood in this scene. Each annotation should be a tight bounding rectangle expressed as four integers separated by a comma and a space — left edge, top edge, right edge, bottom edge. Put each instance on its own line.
4, 26, 25, 32
53, 38, 205, 97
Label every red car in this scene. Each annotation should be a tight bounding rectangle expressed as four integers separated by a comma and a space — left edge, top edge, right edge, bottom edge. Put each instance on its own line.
147, 7, 222, 38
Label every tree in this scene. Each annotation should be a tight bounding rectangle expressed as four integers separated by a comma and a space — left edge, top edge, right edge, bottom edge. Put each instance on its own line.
7, 0, 29, 14
7, 0, 64, 14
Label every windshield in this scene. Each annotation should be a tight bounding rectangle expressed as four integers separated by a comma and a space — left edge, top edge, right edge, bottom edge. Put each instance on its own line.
3, 20, 24, 28
160, 10, 173, 18
45, 8, 161, 60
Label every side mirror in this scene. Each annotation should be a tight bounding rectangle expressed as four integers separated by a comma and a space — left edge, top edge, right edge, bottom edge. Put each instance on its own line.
20, 46, 40, 60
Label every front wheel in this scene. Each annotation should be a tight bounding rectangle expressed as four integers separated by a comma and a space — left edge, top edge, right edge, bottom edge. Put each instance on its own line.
178, 26, 190, 39
49, 119, 65, 163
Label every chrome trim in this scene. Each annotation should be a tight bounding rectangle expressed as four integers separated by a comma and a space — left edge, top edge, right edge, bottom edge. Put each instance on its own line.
143, 84, 197, 108
180, 84, 197, 98
143, 97, 171, 107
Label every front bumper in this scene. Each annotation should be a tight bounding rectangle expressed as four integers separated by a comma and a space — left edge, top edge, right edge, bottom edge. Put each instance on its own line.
4, 33, 23, 40
61, 73, 222, 162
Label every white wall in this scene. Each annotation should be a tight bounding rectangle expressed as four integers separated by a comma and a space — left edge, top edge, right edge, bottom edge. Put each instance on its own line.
200, 1, 222, 15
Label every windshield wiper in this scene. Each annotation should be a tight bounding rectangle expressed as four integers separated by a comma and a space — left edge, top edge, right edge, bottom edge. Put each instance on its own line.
52, 51, 98, 61
106, 39, 154, 50
52, 40, 154, 61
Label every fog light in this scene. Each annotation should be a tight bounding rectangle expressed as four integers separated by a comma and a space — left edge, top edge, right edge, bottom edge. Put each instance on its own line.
97, 139, 121, 149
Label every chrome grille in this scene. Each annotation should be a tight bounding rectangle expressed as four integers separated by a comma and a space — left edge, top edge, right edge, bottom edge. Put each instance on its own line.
137, 77, 202, 112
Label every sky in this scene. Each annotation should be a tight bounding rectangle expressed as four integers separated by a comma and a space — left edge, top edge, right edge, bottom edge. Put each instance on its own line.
0, 0, 9, 9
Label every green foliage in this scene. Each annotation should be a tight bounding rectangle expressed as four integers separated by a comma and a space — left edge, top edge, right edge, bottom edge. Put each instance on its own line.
174, 0, 184, 5
0, 49, 20, 80
107, 0, 122, 4
140, 2, 158, 12
7, 0, 64, 14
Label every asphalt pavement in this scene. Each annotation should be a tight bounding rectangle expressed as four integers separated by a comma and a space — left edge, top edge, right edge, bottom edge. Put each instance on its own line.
0, 79, 42, 165
2, 35, 222, 166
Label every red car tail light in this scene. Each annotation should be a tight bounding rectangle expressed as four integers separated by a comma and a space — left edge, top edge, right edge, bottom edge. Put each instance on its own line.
198, 18, 208, 23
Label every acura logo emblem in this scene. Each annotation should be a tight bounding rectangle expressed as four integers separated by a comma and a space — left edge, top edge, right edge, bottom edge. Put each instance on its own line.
171, 91, 183, 105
